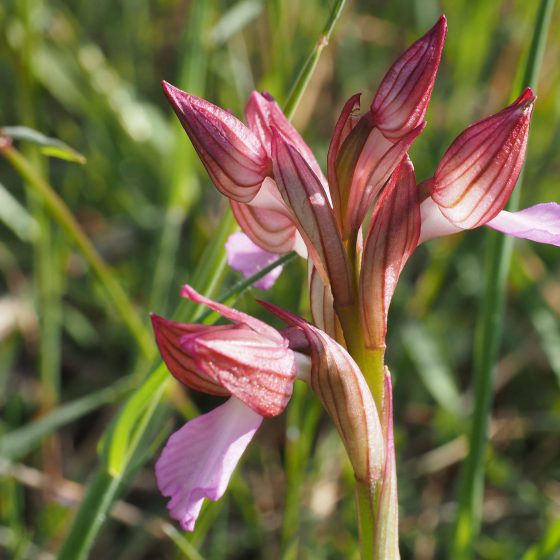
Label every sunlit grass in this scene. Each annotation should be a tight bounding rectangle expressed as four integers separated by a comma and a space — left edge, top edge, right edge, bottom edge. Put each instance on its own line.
0, 1, 559, 558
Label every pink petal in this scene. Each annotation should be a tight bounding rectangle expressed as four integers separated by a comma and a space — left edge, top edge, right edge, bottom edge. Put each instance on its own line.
342, 121, 425, 239
431, 88, 535, 228
225, 232, 284, 290
182, 323, 296, 418
360, 157, 420, 349
180, 284, 284, 345
163, 82, 269, 203
308, 264, 343, 341
156, 398, 262, 531
371, 16, 447, 139
150, 314, 229, 396
327, 93, 362, 226
486, 203, 560, 246
246, 91, 329, 195
230, 199, 299, 254
271, 133, 354, 307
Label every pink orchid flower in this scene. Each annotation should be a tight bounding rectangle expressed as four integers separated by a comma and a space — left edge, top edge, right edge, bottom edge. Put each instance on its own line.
154, 14, 560, 551
360, 89, 560, 350
419, 87, 560, 245
151, 285, 308, 530
225, 231, 284, 290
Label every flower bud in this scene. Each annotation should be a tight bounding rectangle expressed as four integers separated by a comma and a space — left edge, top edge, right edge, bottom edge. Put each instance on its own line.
371, 16, 447, 139
163, 81, 270, 203
430, 88, 535, 229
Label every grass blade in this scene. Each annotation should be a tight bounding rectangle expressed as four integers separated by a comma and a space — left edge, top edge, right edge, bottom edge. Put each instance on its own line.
451, 1, 556, 557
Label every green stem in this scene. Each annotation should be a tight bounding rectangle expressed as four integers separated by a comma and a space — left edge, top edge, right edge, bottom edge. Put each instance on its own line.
356, 481, 375, 560
0, 144, 154, 359
283, 0, 347, 120
57, 470, 123, 560
451, 1, 555, 557
280, 384, 323, 557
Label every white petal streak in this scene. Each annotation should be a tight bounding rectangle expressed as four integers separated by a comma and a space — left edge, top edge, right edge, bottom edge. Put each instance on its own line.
418, 197, 463, 243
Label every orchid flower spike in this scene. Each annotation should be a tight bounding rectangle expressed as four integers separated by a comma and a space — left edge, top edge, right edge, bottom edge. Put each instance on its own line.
151, 285, 309, 531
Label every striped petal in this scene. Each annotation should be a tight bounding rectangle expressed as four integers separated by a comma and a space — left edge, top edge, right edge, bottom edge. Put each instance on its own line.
431, 88, 535, 228
150, 314, 229, 396
163, 82, 269, 203
328, 93, 362, 227
246, 91, 328, 195
344, 123, 424, 238
230, 200, 299, 254
261, 303, 385, 487
179, 285, 296, 417
156, 398, 262, 531
272, 133, 354, 307
181, 323, 295, 418
374, 371, 399, 558
360, 157, 420, 349
180, 284, 284, 344
309, 264, 343, 341
371, 16, 446, 139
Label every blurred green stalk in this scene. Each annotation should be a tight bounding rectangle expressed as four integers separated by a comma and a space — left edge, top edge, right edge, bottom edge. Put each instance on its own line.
451, 1, 556, 557
0, 144, 154, 359
17, 0, 63, 483
283, 0, 346, 119
149, 0, 209, 313
56, 210, 234, 560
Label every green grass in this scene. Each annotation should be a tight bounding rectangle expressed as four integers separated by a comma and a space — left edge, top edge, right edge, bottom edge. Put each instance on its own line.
0, 1, 559, 558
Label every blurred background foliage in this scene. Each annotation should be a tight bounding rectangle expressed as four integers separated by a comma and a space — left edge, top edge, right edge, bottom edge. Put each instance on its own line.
0, 0, 559, 558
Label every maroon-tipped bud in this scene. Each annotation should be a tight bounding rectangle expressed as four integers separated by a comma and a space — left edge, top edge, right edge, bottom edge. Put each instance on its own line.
371, 15, 447, 139
336, 116, 424, 239
163, 81, 270, 203
430, 88, 535, 229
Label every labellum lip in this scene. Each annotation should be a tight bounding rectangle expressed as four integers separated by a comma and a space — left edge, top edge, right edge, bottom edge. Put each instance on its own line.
162, 81, 270, 203
431, 87, 535, 229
